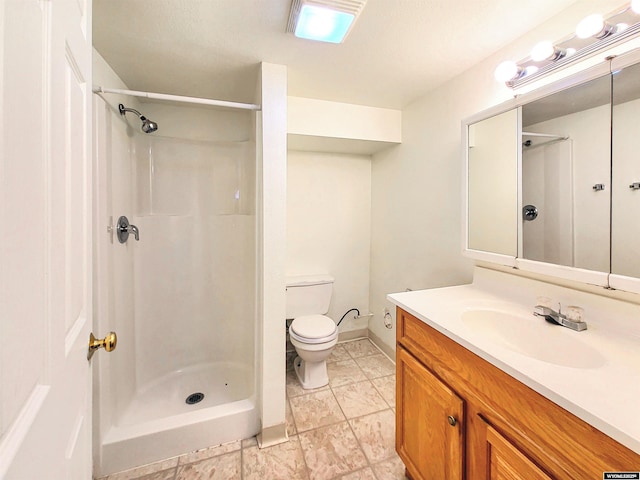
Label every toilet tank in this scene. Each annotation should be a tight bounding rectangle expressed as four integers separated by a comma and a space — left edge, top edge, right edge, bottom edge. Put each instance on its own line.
286, 274, 334, 319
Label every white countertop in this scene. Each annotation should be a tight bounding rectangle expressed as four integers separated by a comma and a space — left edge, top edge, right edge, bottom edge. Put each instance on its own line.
387, 267, 640, 455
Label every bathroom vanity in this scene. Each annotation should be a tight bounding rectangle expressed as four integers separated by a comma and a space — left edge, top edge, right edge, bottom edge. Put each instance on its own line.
388, 268, 640, 479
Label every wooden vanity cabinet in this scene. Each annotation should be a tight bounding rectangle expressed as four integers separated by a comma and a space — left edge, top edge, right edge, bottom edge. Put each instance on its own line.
395, 307, 640, 479
396, 347, 464, 479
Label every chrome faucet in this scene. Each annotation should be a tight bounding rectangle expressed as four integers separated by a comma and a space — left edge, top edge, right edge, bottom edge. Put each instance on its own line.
533, 304, 587, 332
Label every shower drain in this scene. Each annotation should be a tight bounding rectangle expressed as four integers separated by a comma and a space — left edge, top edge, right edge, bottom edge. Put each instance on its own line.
185, 392, 205, 405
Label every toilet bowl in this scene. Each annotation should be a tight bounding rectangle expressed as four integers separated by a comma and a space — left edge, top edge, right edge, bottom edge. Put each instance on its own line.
289, 314, 338, 389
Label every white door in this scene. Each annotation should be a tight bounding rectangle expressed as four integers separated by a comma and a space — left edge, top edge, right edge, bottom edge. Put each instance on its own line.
0, 1, 94, 479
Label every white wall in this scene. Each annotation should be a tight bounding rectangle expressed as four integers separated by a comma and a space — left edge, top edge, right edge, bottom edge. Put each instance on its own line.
287, 151, 371, 335
368, 0, 623, 353
256, 62, 288, 447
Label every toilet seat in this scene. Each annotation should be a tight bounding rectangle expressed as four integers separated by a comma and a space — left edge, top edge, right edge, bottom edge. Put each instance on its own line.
290, 315, 337, 344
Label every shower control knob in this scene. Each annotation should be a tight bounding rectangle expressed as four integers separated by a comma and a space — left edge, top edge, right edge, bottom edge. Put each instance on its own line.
116, 215, 140, 243
523, 204, 538, 221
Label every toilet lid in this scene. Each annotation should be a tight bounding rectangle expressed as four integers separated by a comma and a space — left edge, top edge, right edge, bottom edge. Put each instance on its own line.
290, 315, 337, 340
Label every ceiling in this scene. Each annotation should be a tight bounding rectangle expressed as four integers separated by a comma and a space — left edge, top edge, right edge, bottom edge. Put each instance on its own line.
93, 0, 580, 109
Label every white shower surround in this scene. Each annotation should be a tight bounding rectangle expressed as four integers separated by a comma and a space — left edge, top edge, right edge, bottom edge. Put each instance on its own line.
94, 95, 259, 475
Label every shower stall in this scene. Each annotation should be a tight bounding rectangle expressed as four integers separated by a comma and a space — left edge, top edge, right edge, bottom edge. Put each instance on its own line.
93, 91, 260, 475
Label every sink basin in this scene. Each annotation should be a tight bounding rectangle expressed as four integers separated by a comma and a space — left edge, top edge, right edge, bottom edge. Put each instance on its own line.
461, 309, 606, 369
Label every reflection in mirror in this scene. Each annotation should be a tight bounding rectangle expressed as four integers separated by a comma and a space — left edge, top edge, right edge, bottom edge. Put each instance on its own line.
521, 75, 611, 272
612, 61, 640, 278
468, 109, 518, 256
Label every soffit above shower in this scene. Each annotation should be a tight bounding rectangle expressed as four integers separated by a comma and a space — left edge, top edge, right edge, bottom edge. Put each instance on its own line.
93, 0, 582, 110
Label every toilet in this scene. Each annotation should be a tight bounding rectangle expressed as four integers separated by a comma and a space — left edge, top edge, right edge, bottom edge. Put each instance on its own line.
286, 274, 338, 389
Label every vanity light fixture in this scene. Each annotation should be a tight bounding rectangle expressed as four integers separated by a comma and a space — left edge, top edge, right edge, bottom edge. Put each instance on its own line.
575, 14, 616, 39
494, 61, 524, 82
286, 0, 368, 44
530, 41, 566, 62
495, 2, 640, 88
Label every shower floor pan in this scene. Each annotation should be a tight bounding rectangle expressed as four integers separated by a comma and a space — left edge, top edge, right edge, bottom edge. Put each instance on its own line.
101, 361, 258, 475
117, 361, 252, 426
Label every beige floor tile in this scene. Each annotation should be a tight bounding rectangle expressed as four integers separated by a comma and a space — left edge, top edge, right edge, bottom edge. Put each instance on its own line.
337, 467, 377, 479
287, 369, 330, 398
289, 389, 345, 432
349, 409, 396, 463
286, 397, 297, 435
299, 422, 368, 480
372, 455, 408, 479
342, 339, 380, 359
134, 470, 177, 480
175, 451, 241, 479
326, 359, 367, 388
327, 344, 351, 363
332, 381, 388, 419
242, 435, 309, 479
355, 354, 395, 380
371, 375, 396, 407
106, 458, 179, 480
178, 440, 241, 465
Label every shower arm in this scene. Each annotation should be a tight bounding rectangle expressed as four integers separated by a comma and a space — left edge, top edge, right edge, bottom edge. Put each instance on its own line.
119, 103, 146, 120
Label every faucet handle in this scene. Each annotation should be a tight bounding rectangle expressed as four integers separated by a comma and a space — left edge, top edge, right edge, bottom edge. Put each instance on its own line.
116, 215, 140, 243
534, 304, 556, 316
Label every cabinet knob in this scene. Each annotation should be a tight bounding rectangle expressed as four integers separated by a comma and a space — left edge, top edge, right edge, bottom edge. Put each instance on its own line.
447, 415, 457, 427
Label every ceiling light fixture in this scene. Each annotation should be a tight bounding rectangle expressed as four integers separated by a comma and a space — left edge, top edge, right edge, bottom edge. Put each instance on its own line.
286, 0, 368, 44
495, 2, 640, 88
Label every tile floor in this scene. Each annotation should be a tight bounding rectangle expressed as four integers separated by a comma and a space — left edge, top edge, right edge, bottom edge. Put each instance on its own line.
100, 338, 406, 480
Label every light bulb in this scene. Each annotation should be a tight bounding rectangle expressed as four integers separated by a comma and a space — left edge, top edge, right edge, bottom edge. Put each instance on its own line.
617, 22, 629, 32
632, 0, 640, 14
576, 14, 605, 38
531, 41, 555, 61
565, 47, 577, 57
525, 65, 539, 75
494, 61, 521, 83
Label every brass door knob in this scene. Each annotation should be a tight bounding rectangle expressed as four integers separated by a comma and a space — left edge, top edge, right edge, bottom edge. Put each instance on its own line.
447, 415, 457, 427
88, 332, 117, 360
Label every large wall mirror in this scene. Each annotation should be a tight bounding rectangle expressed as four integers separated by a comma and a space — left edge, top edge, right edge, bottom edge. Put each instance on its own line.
611, 60, 640, 279
467, 109, 518, 257
463, 49, 640, 292
521, 75, 611, 272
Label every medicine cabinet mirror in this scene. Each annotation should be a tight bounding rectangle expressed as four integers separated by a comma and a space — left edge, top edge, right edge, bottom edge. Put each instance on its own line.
611, 60, 640, 281
467, 109, 518, 258
521, 75, 611, 272
464, 49, 640, 293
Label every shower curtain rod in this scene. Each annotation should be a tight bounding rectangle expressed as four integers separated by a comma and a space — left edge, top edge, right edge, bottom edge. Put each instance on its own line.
522, 131, 568, 140
93, 86, 261, 111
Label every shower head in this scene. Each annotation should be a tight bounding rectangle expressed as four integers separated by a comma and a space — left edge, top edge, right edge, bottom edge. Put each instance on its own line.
119, 103, 158, 133
141, 118, 158, 133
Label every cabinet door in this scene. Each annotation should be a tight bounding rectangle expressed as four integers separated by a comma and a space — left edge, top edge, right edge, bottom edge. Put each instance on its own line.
482, 421, 552, 480
396, 347, 464, 480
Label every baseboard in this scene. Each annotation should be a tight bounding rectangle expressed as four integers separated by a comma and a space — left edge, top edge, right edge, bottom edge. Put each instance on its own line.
367, 329, 396, 362
337, 328, 368, 342
257, 423, 288, 449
